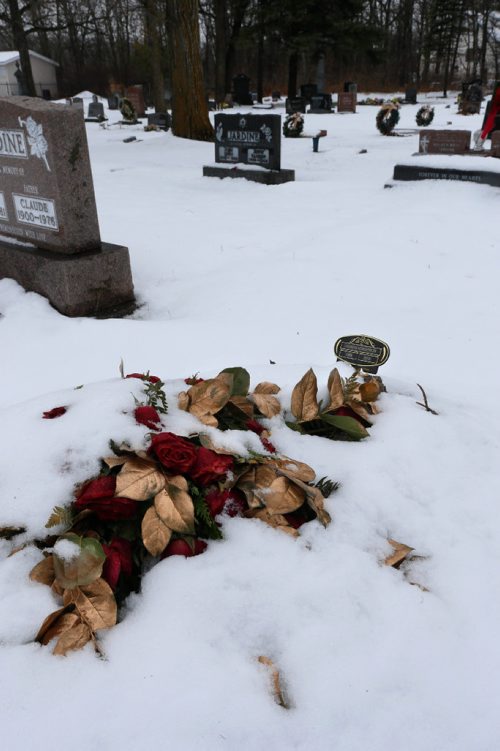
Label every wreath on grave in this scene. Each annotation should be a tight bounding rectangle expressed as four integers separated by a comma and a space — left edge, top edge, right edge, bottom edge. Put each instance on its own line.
4, 364, 386, 657
416, 105, 434, 127
376, 103, 400, 135
283, 112, 304, 138
120, 97, 136, 123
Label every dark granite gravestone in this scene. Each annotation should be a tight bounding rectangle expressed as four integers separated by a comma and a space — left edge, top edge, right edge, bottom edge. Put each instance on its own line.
405, 87, 418, 104
337, 92, 357, 113
0, 96, 134, 316
86, 101, 106, 121
285, 97, 306, 114
203, 112, 294, 184
232, 74, 253, 105
147, 112, 171, 130
309, 94, 332, 114
491, 131, 500, 157
300, 84, 318, 103
459, 80, 483, 115
125, 86, 146, 117
418, 130, 471, 155
393, 163, 500, 188
107, 93, 121, 110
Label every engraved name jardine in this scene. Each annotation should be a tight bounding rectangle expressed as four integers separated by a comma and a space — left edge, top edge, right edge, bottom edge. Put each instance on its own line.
0, 129, 28, 158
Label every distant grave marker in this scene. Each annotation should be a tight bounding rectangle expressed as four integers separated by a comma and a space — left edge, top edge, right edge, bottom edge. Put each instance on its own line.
337, 92, 357, 113
147, 112, 171, 131
86, 101, 106, 121
309, 94, 332, 114
0, 96, 134, 316
125, 86, 146, 117
419, 130, 471, 155
334, 334, 390, 374
300, 84, 318, 103
285, 97, 306, 114
405, 87, 418, 104
203, 113, 294, 184
232, 74, 253, 105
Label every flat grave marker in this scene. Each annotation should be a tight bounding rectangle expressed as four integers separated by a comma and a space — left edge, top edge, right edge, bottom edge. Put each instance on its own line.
419, 130, 471, 155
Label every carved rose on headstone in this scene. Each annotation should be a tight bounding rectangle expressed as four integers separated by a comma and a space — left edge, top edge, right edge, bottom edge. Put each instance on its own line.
18, 115, 50, 171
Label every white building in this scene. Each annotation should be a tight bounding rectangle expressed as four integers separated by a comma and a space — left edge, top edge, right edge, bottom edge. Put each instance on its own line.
0, 50, 59, 99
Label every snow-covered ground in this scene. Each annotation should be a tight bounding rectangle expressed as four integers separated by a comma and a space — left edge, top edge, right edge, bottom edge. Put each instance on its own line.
1, 92, 500, 751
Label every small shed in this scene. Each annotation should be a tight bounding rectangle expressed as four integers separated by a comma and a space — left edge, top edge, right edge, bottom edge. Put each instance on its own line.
0, 50, 59, 99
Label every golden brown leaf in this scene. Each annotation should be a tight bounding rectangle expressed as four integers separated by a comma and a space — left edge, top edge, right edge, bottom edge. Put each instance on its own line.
35, 606, 73, 644
103, 456, 127, 469
115, 456, 166, 501
237, 464, 279, 508
198, 434, 237, 455
258, 656, 290, 709
290, 369, 319, 422
52, 580, 65, 597
177, 392, 190, 411
214, 372, 234, 390
272, 457, 316, 483
360, 380, 381, 403
253, 382, 281, 395
63, 578, 117, 631
30, 555, 55, 586
264, 476, 306, 515
248, 509, 299, 537
228, 395, 254, 417
326, 368, 344, 412
385, 539, 414, 568
155, 483, 195, 535
186, 379, 231, 425
52, 615, 93, 656
346, 400, 372, 423
250, 393, 281, 418
141, 505, 172, 556
277, 471, 331, 527
53, 534, 105, 589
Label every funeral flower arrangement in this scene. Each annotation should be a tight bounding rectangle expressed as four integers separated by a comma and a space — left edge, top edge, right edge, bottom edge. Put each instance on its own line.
283, 112, 304, 138
20, 365, 384, 656
376, 103, 400, 135
415, 105, 434, 127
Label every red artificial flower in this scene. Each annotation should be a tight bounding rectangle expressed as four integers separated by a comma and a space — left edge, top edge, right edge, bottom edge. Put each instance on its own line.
74, 476, 139, 521
102, 538, 133, 590
126, 373, 161, 384
184, 376, 205, 386
161, 538, 207, 559
149, 432, 198, 473
260, 437, 277, 454
189, 447, 234, 487
134, 405, 161, 430
246, 419, 264, 435
42, 406, 67, 419
334, 405, 368, 426
205, 488, 247, 518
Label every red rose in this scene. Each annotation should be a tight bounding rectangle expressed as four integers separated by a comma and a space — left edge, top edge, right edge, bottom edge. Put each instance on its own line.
74, 476, 139, 521
205, 488, 247, 518
149, 432, 198, 473
42, 406, 67, 419
102, 538, 133, 590
189, 447, 234, 487
134, 405, 161, 430
126, 373, 161, 384
161, 538, 207, 559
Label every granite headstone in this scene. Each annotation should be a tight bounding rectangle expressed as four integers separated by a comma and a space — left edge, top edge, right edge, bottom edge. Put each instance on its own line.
309, 94, 332, 113
405, 87, 418, 104
87, 101, 106, 121
337, 92, 356, 113
147, 112, 171, 131
419, 129, 471, 155
125, 86, 146, 117
300, 84, 318, 103
285, 97, 306, 114
0, 96, 134, 316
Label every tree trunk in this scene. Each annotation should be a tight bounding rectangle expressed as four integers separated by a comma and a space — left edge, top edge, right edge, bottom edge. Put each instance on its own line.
166, 0, 213, 140
214, 0, 227, 102
8, 0, 36, 96
287, 51, 298, 98
144, 0, 166, 111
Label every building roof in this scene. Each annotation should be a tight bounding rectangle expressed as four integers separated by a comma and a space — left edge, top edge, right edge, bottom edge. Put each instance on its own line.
0, 50, 59, 67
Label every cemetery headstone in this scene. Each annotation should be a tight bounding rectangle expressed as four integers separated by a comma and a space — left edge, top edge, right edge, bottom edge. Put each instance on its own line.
337, 92, 357, 113
300, 83, 318, 103
147, 112, 171, 131
232, 74, 253, 105
285, 96, 306, 114
459, 80, 483, 115
309, 94, 332, 114
107, 93, 121, 110
92, 94, 98, 103
86, 101, 106, 121
0, 96, 134, 316
203, 112, 294, 185
491, 130, 500, 157
405, 87, 418, 104
125, 86, 146, 117
418, 129, 471, 155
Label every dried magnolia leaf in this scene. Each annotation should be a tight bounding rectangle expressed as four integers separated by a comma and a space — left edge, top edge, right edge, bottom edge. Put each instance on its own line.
249, 508, 299, 537
385, 539, 414, 568
141, 505, 172, 556
63, 578, 117, 631
115, 456, 166, 501
35, 606, 77, 647
155, 483, 195, 535
251, 393, 281, 418
53, 534, 106, 589
253, 382, 280, 395
177, 391, 190, 411
30, 555, 55, 586
103, 456, 128, 469
291, 369, 319, 422
278, 472, 331, 528
198, 434, 237, 455
236, 465, 277, 508
52, 615, 93, 656
264, 476, 306, 515
346, 400, 372, 424
228, 395, 254, 418
360, 380, 381, 402
52, 579, 65, 597
258, 656, 289, 709
187, 379, 231, 424
326, 368, 344, 412
219, 367, 250, 396
272, 457, 316, 483
0, 525, 25, 539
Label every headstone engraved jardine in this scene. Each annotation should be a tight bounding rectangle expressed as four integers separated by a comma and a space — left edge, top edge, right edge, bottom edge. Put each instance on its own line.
0, 96, 134, 317
337, 92, 357, 113
202, 113, 294, 185
419, 130, 471, 155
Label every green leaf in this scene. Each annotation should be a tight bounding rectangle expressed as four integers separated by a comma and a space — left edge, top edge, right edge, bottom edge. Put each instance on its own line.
220, 367, 250, 397
285, 421, 303, 433
320, 413, 369, 440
